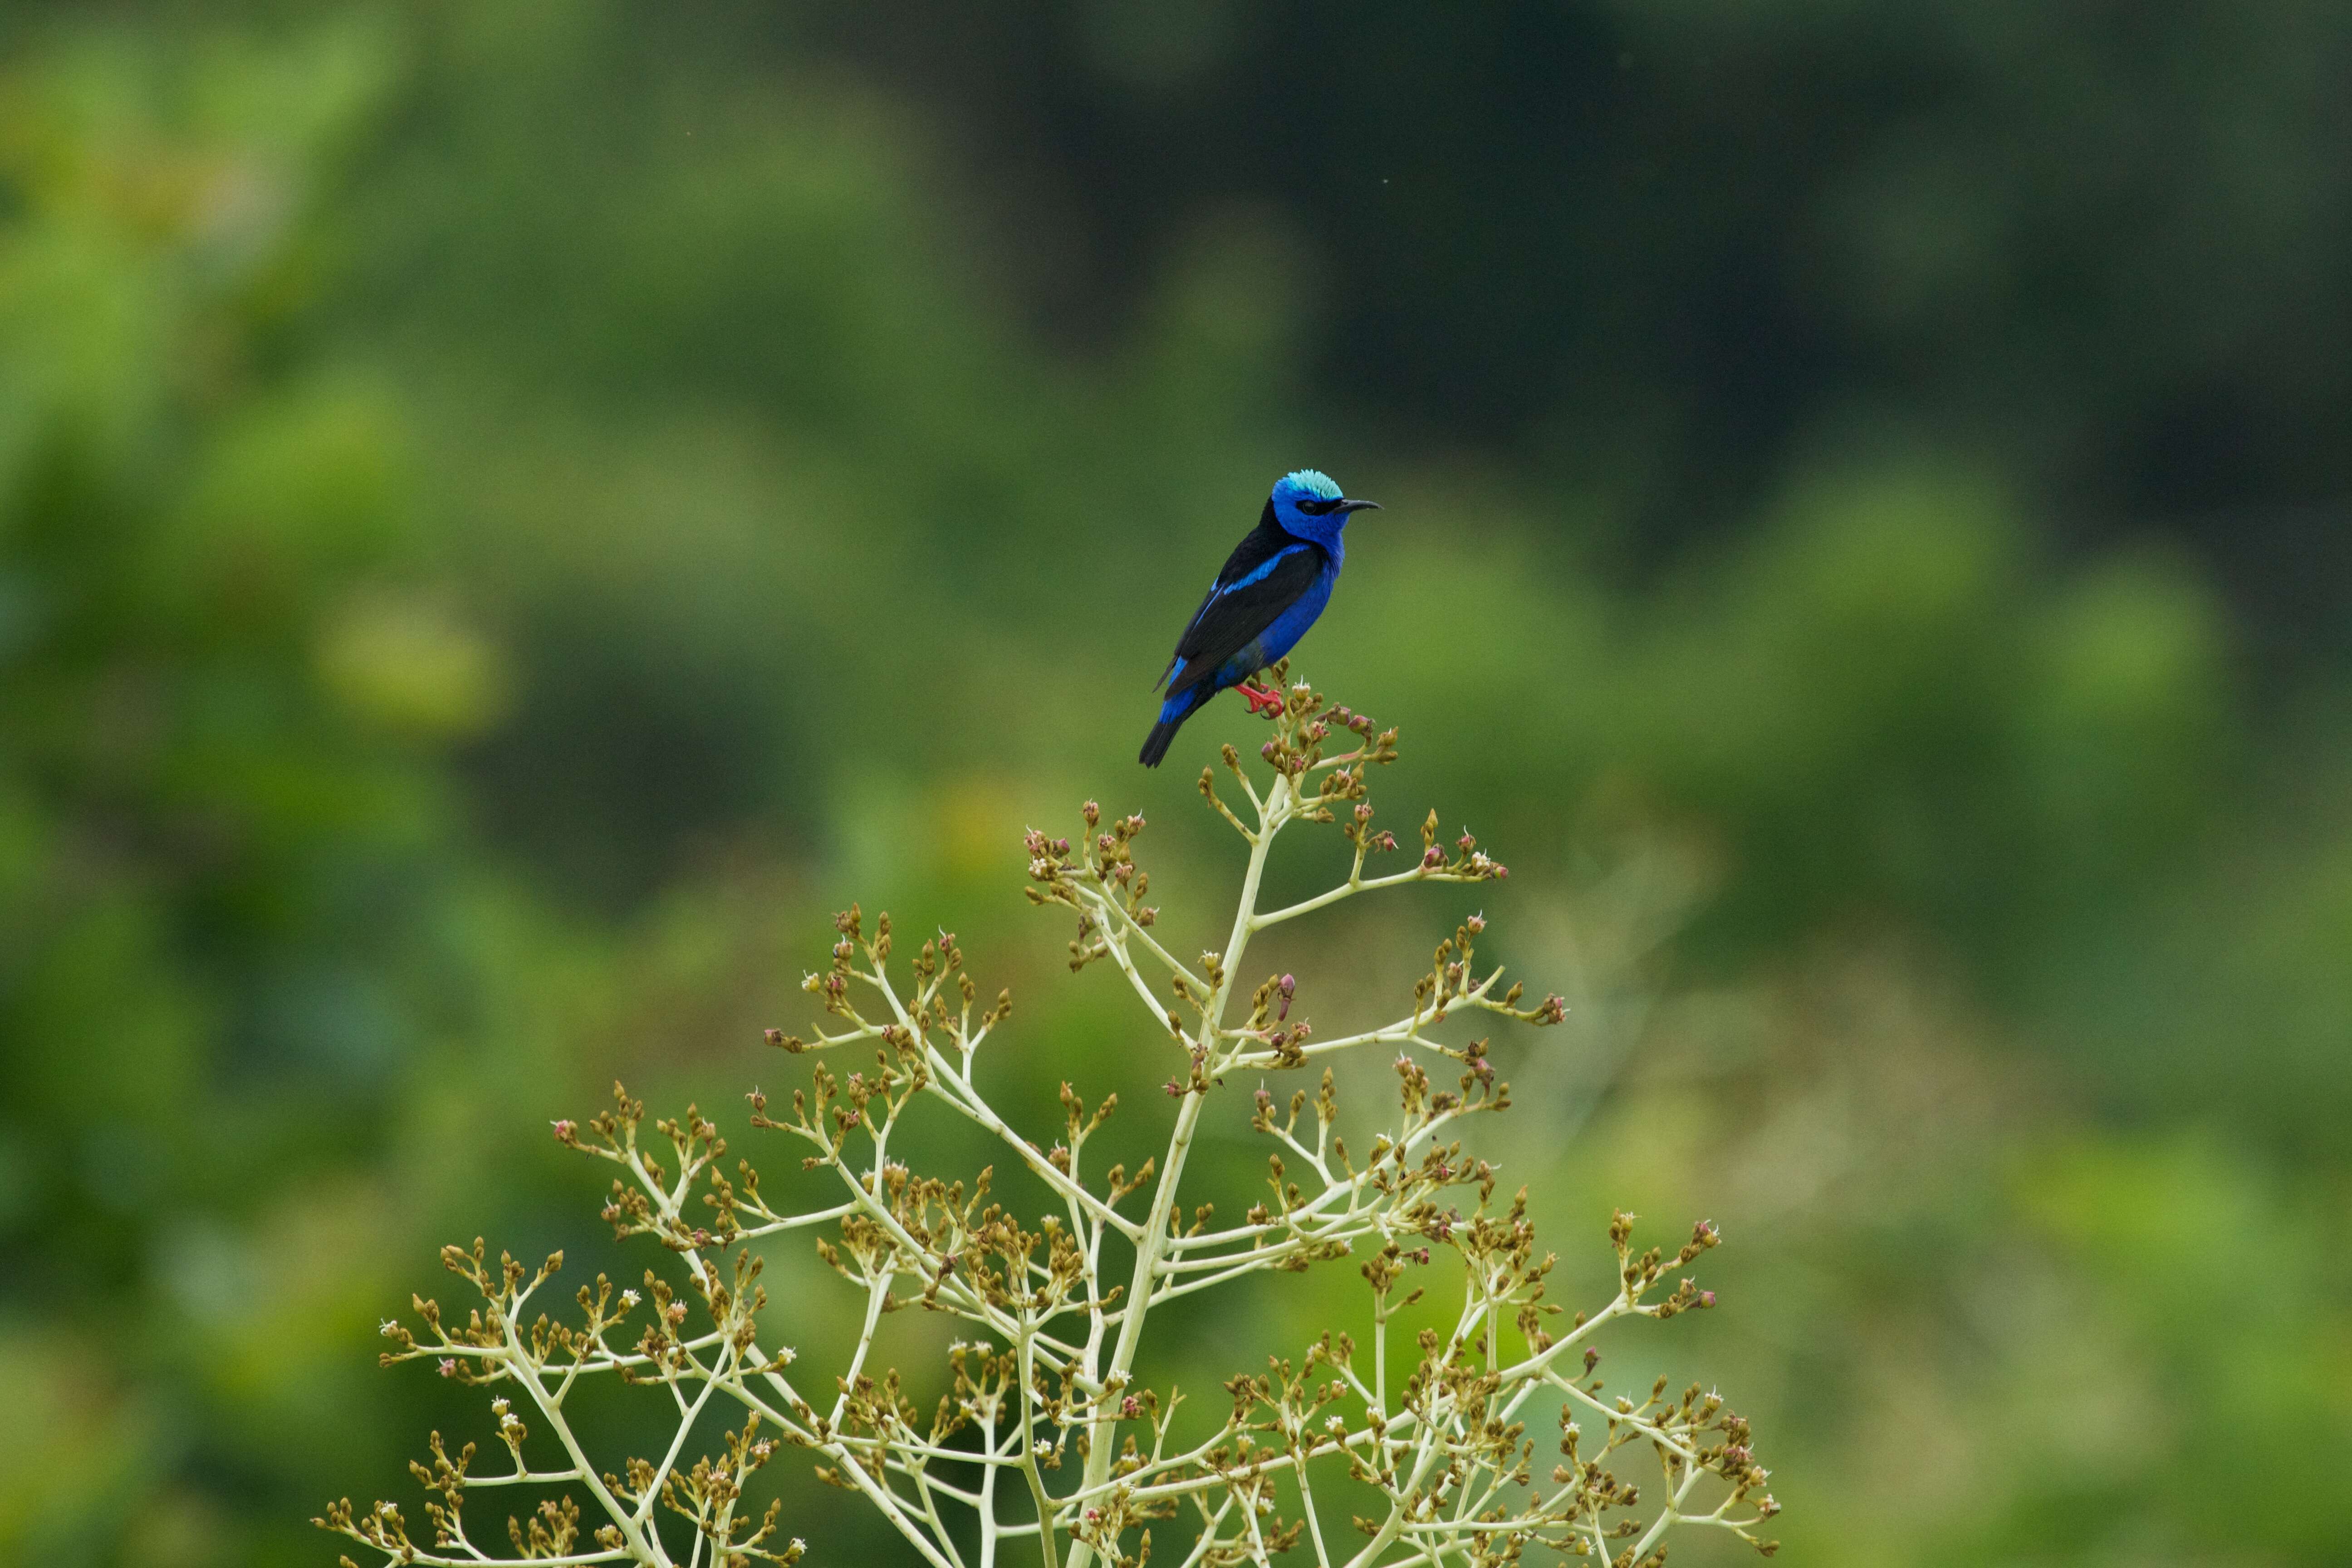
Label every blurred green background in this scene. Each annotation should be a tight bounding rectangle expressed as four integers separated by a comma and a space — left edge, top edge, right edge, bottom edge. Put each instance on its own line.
4, 4, 2349, 1564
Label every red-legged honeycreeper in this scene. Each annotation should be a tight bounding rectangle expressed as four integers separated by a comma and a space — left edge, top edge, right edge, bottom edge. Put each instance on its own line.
1139, 469, 1379, 767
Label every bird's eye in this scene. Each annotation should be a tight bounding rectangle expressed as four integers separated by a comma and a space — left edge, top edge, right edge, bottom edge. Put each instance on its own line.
1294, 496, 1338, 516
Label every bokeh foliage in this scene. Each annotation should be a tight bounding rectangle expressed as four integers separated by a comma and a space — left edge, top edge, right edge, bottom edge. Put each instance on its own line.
1, 4, 2346, 1565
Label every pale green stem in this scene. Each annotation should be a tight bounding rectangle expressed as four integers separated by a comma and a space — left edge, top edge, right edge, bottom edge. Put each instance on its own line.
1063, 770, 1292, 1568
1294, 1440, 1336, 1568
978, 1400, 1002, 1568
494, 1309, 671, 1567
1016, 1307, 1063, 1568
1627, 1455, 1714, 1560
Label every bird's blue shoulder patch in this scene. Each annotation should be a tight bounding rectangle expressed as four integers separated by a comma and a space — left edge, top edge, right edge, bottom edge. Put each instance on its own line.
1224, 540, 1308, 593
1280, 468, 1343, 501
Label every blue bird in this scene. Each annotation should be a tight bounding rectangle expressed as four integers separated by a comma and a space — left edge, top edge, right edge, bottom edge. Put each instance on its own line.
1139, 469, 1380, 767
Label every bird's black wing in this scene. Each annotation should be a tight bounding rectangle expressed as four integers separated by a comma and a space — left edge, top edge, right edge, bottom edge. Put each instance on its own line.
1162, 517, 1327, 696
1158, 505, 1289, 681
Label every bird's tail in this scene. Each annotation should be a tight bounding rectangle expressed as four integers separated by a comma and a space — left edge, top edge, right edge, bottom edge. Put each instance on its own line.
1138, 715, 1182, 768
1138, 688, 1200, 767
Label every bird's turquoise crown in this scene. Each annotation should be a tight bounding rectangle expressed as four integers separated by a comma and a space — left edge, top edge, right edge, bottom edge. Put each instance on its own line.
1279, 468, 1343, 500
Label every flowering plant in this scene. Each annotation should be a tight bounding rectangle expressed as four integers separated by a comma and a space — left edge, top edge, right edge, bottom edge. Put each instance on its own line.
322, 669, 1777, 1568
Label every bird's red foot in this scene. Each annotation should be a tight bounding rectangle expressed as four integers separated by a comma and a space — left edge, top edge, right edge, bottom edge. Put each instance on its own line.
1236, 682, 1284, 717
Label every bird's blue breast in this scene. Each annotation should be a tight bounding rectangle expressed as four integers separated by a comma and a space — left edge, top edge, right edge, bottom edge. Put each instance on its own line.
1259, 559, 1337, 658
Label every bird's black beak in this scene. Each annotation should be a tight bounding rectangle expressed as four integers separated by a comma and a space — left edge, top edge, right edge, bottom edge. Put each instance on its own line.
1336, 498, 1382, 515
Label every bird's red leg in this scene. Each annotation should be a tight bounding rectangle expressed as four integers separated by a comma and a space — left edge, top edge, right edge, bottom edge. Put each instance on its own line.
1235, 682, 1284, 717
